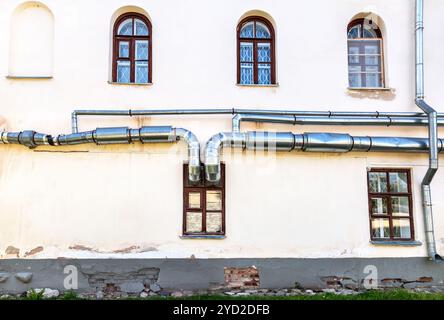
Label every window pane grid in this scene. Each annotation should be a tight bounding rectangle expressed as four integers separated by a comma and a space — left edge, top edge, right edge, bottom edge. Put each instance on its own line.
113, 14, 151, 84
238, 18, 274, 85
183, 165, 225, 236
348, 35, 383, 88
368, 169, 413, 241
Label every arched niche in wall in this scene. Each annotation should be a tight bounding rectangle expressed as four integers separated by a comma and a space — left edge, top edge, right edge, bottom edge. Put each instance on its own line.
8, 1, 54, 78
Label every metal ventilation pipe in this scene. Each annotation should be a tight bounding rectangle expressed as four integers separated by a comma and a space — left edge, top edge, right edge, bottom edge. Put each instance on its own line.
1, 126, 201, 182
415, 0, 442, 261
204, 131, 444, 183
232, 113, 444, 132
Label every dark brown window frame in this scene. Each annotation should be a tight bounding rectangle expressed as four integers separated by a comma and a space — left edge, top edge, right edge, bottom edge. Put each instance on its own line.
367, 168, 415, 242
347, 18, 385, 89
112, 12, 152, 84
237, 16, 276, 85
183, 163, 226, 236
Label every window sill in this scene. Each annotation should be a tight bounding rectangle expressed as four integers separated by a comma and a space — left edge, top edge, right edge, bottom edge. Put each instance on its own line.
370, 240, 422, 247
348, 87, 393, 92
180, 235, 226, 240
236, 83, 279, 88
108, 81, 153, 86
6, 75, 53, 80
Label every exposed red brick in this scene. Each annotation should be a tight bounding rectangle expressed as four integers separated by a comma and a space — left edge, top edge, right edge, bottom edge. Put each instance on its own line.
224, 266, 260, 288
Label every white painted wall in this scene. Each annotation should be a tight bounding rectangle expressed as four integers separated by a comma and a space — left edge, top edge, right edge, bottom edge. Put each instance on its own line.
8, 1, 54, 77
0, 0, 443, 259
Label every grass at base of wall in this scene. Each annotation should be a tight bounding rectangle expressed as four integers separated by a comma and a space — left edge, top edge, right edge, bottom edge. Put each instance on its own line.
147, 290, 444, 301
12, 289, 443, 300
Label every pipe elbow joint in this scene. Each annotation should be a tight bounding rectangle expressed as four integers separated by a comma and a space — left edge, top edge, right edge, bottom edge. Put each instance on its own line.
175, 128, 202, 183
204, 133, 226, 183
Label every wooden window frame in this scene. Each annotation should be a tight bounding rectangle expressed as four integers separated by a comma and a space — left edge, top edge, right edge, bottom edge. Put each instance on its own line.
367, 168, 415, 242
112, 12, 152, 84
237, 16, 276, 85
347, 18, 385, 89
183, 163, 226, 236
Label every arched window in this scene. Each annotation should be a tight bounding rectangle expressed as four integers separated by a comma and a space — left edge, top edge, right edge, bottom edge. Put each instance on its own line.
237, 17, 275, 85
347, 18, 384, 88
112, 13, 151, 84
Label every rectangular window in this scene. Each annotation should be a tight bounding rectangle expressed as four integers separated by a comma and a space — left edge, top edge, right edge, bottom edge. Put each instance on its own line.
348, 39, 384, 88
183, 164, 225, 236
367, 169, 414, 241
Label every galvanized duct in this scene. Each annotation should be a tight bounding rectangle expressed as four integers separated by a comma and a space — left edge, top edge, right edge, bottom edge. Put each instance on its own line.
0, 126, 201, 182
416, 0, 442, 261
204, 131, 444, 183
232, 114, 444, 132
71, 108, 444, 134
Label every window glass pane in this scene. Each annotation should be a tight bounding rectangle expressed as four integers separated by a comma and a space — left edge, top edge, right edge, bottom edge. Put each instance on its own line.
348, 44, 360, 55
258, 64, 271, 84
365, 73, 381, 87
371, 198, 388, 215
371, 218, 390, 239
118, 18, 133, 36
119, 41, 130, 58
257, 43, 271, 62
240, 63, 253, 84
134, 18, 149, 36
207, 212, 222, 233
348, 55, 360, 64
186, 212, 202, 233
347, 25, 361, 39
240, 42, 253, 62
135, 40, 149, 60
135, 61, 149, 84
188, 192, 201, 209
240, 21, 254, 38
364, 43, 380, 54
363, 24, 380, 38
392, 197, 410, 217
117, 60, 130, 83
389, 172, 408, 193
256, 22, 271, 38
393, 219, 411, 239
365, 55, 380, 66
348, 72, 362, 88
206, 191, 222, 211
369, 172, 387, 193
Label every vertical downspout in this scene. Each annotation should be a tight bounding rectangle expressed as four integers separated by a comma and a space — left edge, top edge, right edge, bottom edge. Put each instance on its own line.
415, 0, 442, 261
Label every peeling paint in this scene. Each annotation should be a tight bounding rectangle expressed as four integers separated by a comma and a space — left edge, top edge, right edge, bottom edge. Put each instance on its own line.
24, 246, 44, 257
346, 88, 396, 100
113, 246, 140, 254
69, 245, 98, 252
5, 246, 20, 258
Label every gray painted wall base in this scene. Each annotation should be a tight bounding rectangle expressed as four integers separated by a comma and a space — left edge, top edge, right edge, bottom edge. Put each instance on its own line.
0, 258, 443, 294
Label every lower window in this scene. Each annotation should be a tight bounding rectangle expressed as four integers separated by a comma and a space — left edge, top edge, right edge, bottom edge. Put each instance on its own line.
183, 164, 225, 236
367, 168, 414, 241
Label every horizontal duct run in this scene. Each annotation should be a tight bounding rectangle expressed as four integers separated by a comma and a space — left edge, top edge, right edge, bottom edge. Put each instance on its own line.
0, 126, 201, 182
71, 109, 444, 133
232, 114, 444, 132
205, 131, 444, 182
